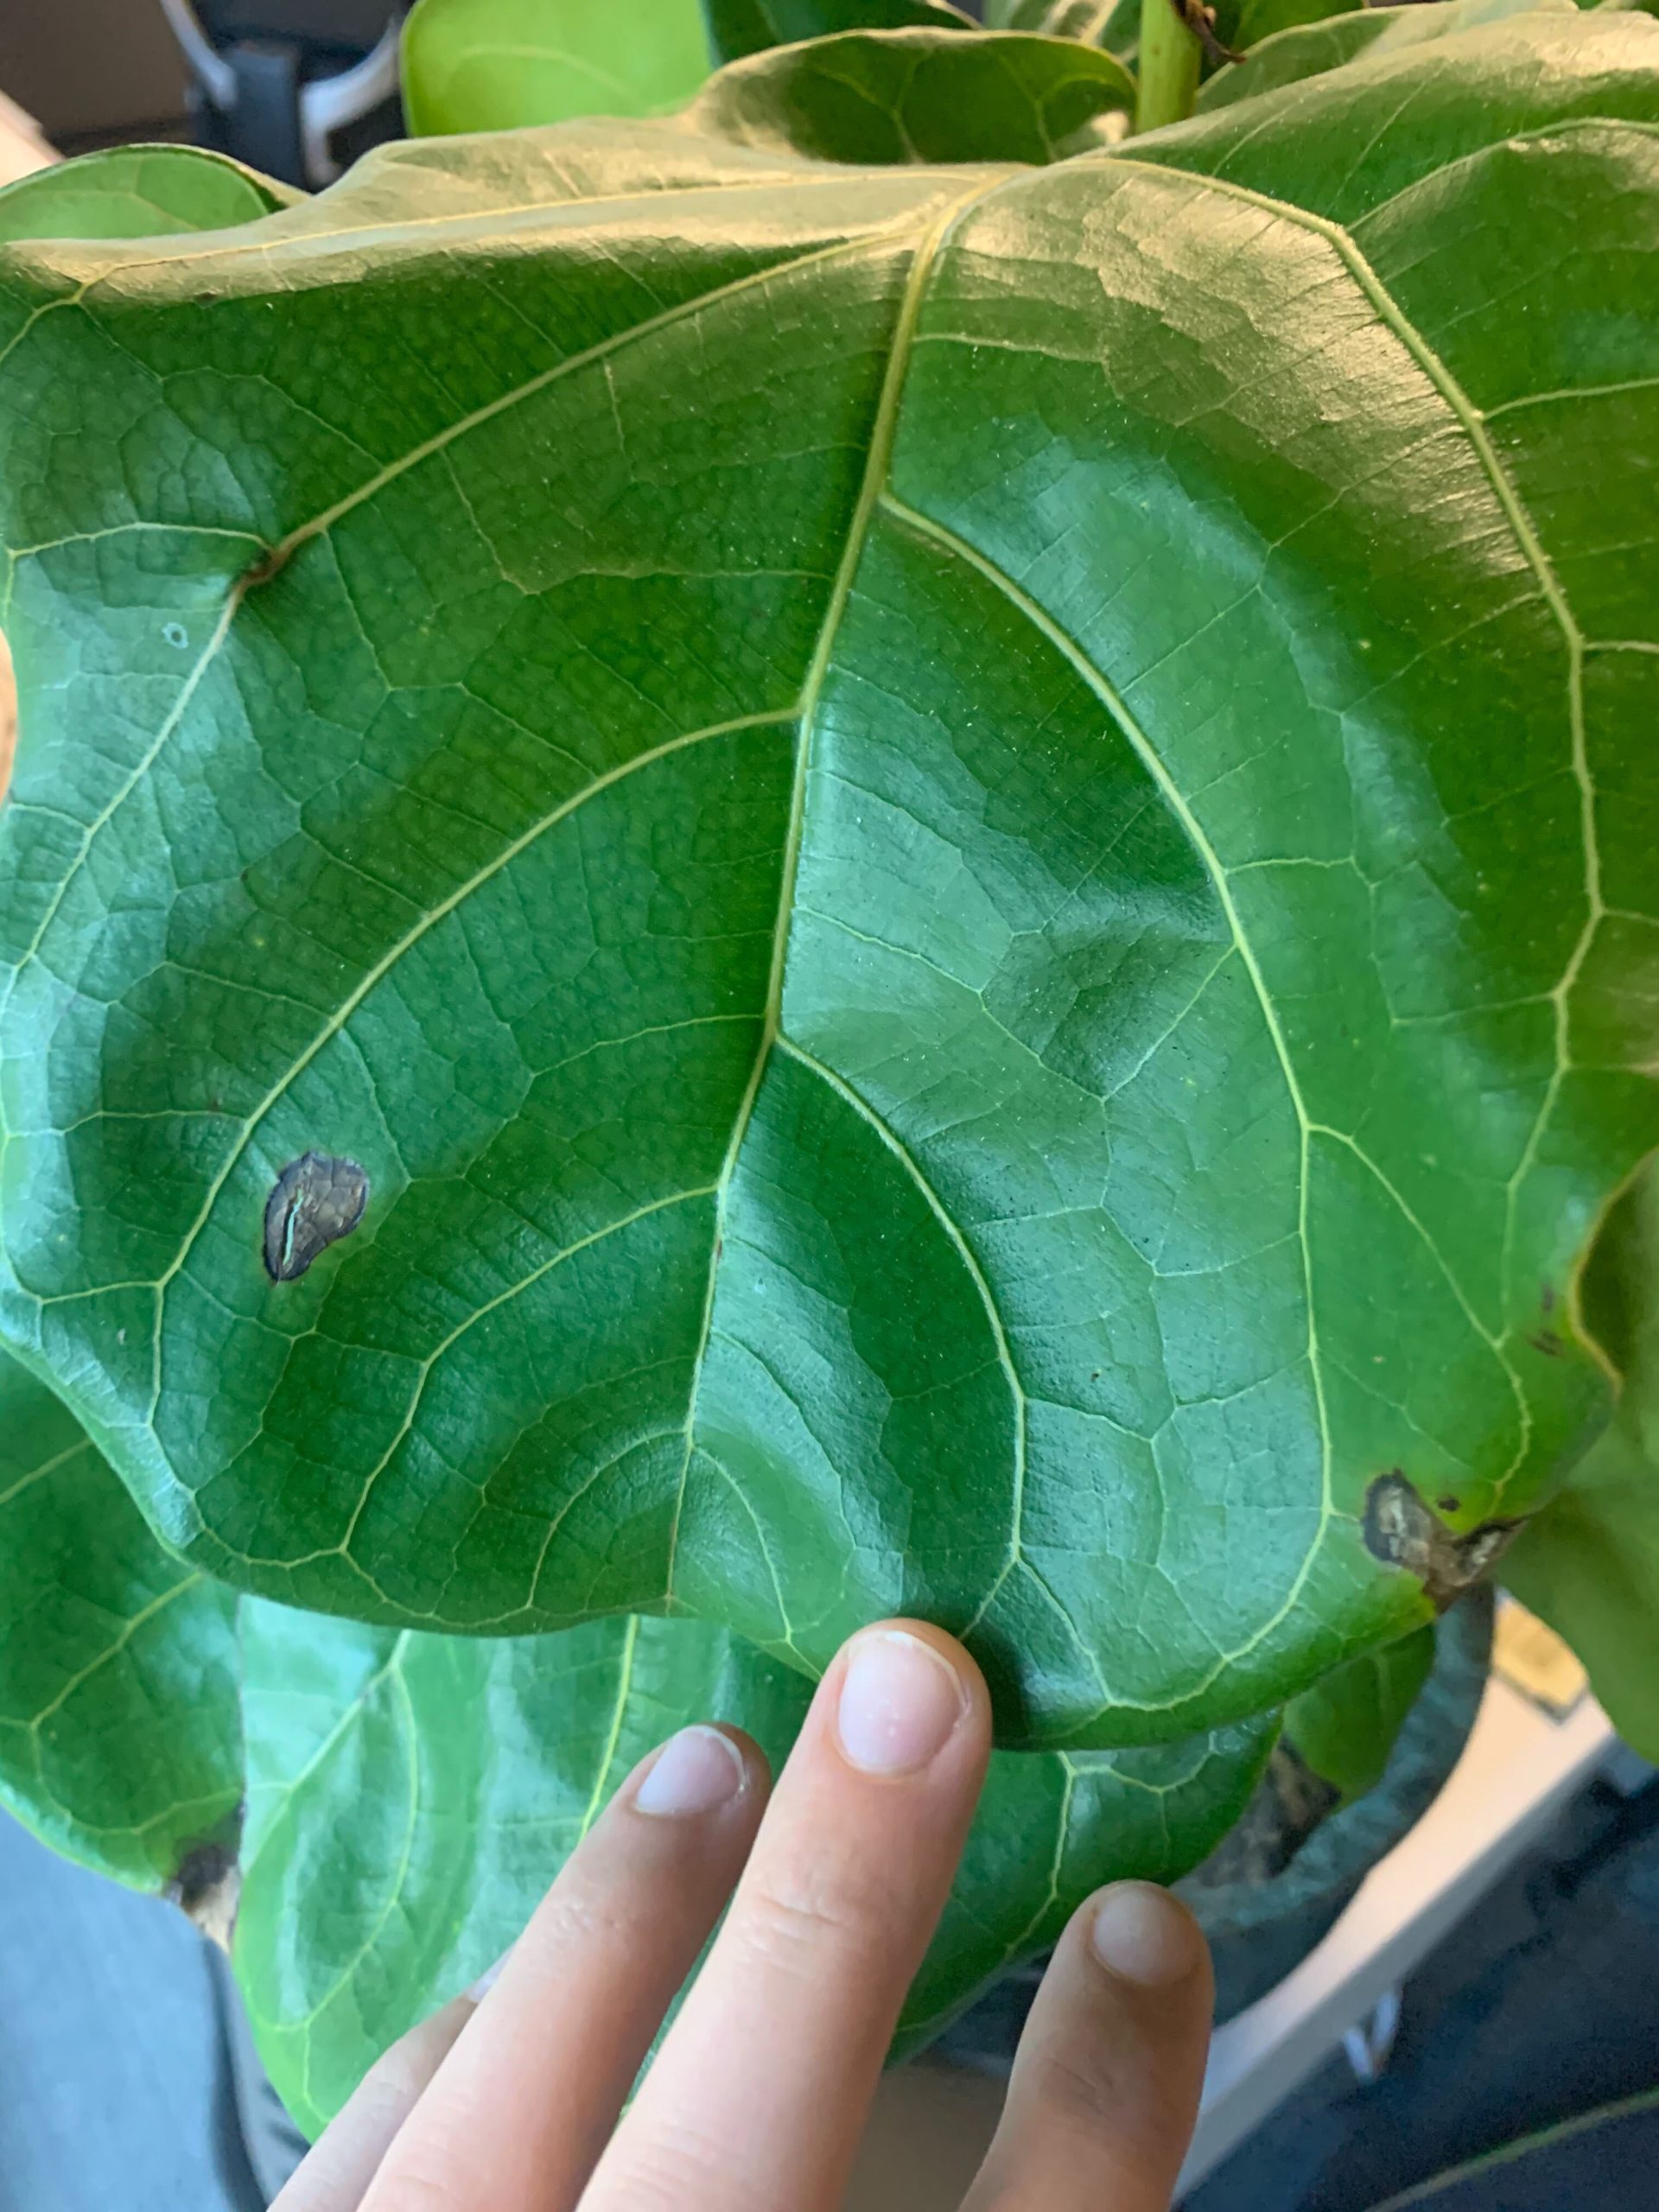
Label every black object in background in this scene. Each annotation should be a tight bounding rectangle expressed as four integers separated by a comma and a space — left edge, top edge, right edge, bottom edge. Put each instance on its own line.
1190, 1766, 1659, 2212
159, 0, 410, 188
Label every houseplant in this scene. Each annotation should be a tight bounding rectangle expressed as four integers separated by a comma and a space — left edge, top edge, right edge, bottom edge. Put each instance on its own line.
0, 0, 1655, 2133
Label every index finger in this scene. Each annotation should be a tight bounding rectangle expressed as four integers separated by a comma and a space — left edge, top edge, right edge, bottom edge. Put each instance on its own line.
582, 1619, 992, 2212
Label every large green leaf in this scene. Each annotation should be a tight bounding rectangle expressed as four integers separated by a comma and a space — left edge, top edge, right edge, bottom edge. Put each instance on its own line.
0, 1349, 241, 1893
1198, 0, 1574, 111
705, 0, 976, 66
2, 17, 1657, 1751
402, 0, 715, 135
235, 1601, 1272, 2134
693, 28, 1134, 159
1505, 1162, 1659, 1758
0, 143, 296, 244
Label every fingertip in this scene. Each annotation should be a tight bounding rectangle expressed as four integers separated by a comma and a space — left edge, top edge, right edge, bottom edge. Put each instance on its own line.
1084, 1881, 1210, 1992
824, 1618, 992, 1780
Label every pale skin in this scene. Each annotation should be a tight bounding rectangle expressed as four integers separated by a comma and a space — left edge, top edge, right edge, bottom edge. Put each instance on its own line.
274, 1619, 1213, 2212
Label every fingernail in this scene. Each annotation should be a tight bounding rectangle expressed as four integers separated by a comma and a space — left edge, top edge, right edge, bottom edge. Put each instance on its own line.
634, 1725, 748, 1818
1090, 1884, 1201, 1986
836, 1630, 968, 1777
467, 1948, 511, 2002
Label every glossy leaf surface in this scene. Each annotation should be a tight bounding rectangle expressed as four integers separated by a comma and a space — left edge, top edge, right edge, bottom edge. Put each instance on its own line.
1505, 1164, 1659, 1759
2, 19, 1658, 1750
402, 0, 715, 135
235, 1603, 1272, 2134
0, 1349, 240, 1889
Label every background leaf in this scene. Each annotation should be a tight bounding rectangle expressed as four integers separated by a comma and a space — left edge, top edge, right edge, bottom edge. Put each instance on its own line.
692, 28, 1134, 161
1505, 1163, 1659, 1759
402, 0, 715, 136
0, 1349, 241, 1891
704, 0, 977, 66
1197, 0, 1576, 112
1283, 1623, 1436, 1802
1, 19, 1656, 1750
235, 1602, 1273, 2135
0, 143, 294, 242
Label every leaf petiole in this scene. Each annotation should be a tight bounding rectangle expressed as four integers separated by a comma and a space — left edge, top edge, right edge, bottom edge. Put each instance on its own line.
1135, 0, 1204, 130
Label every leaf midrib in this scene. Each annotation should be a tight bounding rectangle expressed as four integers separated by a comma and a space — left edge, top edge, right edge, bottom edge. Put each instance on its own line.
662, 172, 1015, 1613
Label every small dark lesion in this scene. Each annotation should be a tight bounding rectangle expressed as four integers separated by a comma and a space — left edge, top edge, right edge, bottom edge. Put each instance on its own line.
264, 1152, 370, 1282
1363, 1470, 1522, 1609
1529, 1327, 1564, 1358
168, 1834, 242, 1953
240, 543, 290, 591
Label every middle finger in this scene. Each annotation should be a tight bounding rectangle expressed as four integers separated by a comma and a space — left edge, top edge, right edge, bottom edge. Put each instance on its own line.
584, 1620, 992, 2212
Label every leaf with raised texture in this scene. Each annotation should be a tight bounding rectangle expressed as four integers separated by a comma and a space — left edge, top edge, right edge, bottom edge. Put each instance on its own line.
402, 0, 715, 135
0, 1349, 241, 1894
234, 1601, 1273, 2134
2, 17, 1658, 1752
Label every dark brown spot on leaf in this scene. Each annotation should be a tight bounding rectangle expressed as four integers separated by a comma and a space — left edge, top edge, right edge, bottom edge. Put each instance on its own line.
241, 543, 289, 589
168, 1835, 241, 1953
264, 1152, 369, 1282
1529, 1328, 1563, 1358
1363, 1471, 1521, 1610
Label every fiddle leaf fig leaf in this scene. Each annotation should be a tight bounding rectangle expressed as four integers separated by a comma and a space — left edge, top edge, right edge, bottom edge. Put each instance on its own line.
1197, 0, 1576, 112
235, 1602, 1273, 2135
401, 0, 715, 135
692, 29, 1134, 162
2, 16, 1658, 1752
0, 1356, 1271, 2121
1505, 1162, 1659, 1761
1283, 1622, 1436, 1803
0, 143, 296, 244
704, 0, 976, 67
0, 1349, 242, 1895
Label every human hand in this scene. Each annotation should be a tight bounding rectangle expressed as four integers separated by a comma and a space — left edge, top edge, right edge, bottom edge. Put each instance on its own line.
273, 1619, 1213, 2212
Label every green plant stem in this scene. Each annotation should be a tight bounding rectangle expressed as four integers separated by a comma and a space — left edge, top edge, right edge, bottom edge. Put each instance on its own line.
1135, 0, 1202, 131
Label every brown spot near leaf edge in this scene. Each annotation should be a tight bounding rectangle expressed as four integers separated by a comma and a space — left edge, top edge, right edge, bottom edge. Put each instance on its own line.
264, 1152, 370, 1282
168, 1838, 242, 1954
1363, 1471, 1522, 1610
1529, 1328, 1564, 1359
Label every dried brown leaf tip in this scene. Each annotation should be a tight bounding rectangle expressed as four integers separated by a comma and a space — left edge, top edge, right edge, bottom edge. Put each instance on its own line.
1363, 1470, 1521, 1610
263, 1152, 370, 1282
